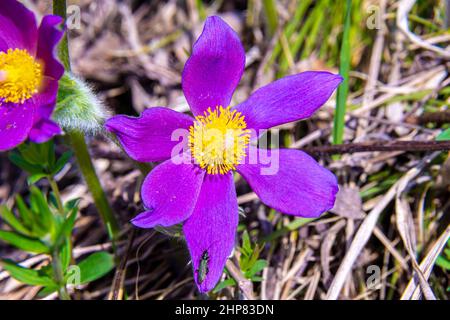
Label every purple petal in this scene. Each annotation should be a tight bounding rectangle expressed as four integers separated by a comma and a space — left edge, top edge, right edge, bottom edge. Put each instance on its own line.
132, 160, 205, 228
183, 174, 238, 292
0, 102, 35, 151
0, 0, 38, 53
237, 148, 338, 218
235, 72, 342, 131
105, 107, 194, 163
26, 77, 61, 143
28, 119, 61, 143
182, 16, 245, 116
33, 77, 59, 119
36, 15, 64, 80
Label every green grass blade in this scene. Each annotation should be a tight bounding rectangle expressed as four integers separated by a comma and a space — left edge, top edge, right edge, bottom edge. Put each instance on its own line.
332, 0, 352, 145
263, 0, 278, 36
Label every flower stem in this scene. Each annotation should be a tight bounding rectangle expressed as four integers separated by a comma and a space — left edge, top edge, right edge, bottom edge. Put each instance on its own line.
53, 1, 120, 240
48, 176, 65, 216
52, 249, 71, 300
53, 0, 71, 70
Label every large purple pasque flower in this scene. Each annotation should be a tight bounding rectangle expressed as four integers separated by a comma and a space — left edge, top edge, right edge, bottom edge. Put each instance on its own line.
106, 16, 342, 292
0, 0, 64, 151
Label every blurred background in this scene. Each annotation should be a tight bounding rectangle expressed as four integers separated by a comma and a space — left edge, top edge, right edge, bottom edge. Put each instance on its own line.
0, 0, 449, 300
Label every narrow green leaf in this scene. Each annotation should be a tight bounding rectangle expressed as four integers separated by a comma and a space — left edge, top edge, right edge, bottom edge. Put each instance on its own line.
0, 230, 49, 253
213, 278, 236, 293
15, 195, 34, 229
332, 0, 352, 145
436, 128, 450, 141
242, 230, 252, 254
60, 239, 72, 271
65, 198, 80, 212
245, 260, 268, 278
195, 0, 206, 21
38, 286, 59, 296
0, 206, 31, 236
262, 0, 278, 36
47, 141, 56, 167
436, 256, 450, 270
287, 217, 315, 230
30, 186, 55, 237
51, 151, 72, 176
247, 244, 262, 271
250, 276, 264, 282
0, 259, 56, 287
27, 173, 48, 185
55, 206, 77, 249
77, 252, 115, 284
8, 153, 43, 174
18, 143, 42, 165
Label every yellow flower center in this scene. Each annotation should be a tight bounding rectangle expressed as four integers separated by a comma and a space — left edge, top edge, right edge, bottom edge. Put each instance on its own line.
189, 106, 250, 175
0, 49, 43, 104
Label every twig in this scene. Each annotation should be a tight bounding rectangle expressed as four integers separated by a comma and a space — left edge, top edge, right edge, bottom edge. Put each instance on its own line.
406, 111, 450, 125
302, 140, 450, 155
225, 260, 255, 300
397, 0, 450, 59
326, 152, 440, 300
108, 229, 136, 300
401, 225, 450, 300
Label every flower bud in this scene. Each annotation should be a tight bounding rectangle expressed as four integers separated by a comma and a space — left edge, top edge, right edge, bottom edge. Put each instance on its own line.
53, 72, 110, 135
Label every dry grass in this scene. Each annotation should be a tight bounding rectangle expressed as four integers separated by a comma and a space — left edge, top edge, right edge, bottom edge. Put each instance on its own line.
0, 0, 449, 300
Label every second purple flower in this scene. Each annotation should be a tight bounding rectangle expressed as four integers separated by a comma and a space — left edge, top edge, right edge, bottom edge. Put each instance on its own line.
106, 16, 342, 292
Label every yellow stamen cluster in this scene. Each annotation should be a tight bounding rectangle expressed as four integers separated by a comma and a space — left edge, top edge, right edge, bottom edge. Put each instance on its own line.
0, 48, 43, 104
189, 106, 250, 175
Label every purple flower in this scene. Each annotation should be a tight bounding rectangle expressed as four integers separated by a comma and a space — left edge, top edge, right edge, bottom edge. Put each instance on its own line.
0, 0, 64, 151
106, 16, 342, 292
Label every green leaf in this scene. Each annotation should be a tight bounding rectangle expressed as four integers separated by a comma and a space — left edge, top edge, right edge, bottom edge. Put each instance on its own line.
47, 141, 56, 167
246, 244, 262, 271
55, 206, 77, 249
262, 0, 278, 36
332, 0, 352, 146
51, 151, 72, 176
30, 186, 55, 237
76, 252, 115, 284
213, 278, 236, 293
0, 259, 56, 287
65, 198, 80, 212
245, 260, 268, 278
436, 128, 450, 141
15, 195, 47, 238
27, 173, 48, 185
0, 230, 49, 253
287, 217, 315, 230
19, 141, 53, 167
17, 143, 42, 165
38, 286, 59, 296
60, 239, 72, 271
242, 230, 252, 255
0, 205, 31, 236
250, 276, 264, 282
8, 153, 43, 174
436, 256, 450, 270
